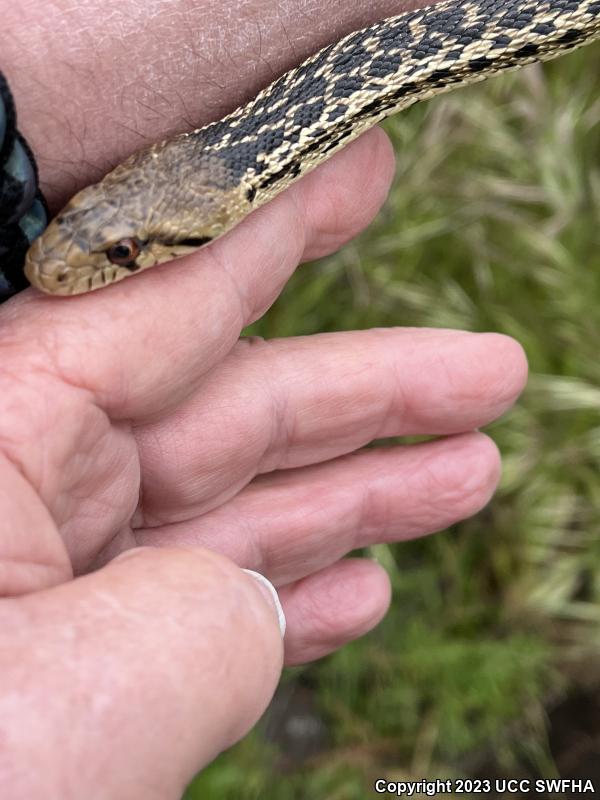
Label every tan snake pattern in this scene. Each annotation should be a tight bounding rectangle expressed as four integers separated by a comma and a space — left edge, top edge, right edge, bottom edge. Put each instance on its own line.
24, 0, 600, 295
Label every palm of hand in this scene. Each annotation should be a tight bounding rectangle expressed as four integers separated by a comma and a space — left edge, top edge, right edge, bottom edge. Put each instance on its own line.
1, 133, 524, 669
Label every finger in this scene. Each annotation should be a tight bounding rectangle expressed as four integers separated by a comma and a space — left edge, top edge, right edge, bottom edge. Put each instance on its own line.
279, 558, 391, 665
298, 127, 396, 262
0, 452, 72, 596
133, 330, 526, 524
136, 432, 500, 584
0, 547, 283, 797
5, 129, 394, 419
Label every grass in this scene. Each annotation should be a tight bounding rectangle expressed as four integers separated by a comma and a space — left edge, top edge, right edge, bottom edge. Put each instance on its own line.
185, 42, 600, 797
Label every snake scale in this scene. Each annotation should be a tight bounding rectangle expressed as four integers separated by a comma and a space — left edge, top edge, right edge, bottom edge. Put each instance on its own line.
24, 0, 600, 296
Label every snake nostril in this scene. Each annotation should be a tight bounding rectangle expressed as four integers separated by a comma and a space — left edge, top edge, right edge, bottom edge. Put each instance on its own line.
56, 271, 68, 283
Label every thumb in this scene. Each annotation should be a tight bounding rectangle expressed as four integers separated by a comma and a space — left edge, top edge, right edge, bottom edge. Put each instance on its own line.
0, 546, 284, 800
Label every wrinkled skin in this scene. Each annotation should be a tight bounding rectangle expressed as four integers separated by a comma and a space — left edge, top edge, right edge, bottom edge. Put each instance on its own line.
0, 1, 528, 798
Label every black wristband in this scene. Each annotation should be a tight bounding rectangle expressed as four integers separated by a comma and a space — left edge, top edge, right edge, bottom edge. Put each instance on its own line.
0, 70, 49, 301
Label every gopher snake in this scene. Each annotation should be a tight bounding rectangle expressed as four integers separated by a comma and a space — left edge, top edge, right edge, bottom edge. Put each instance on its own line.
25, 0, 600, 296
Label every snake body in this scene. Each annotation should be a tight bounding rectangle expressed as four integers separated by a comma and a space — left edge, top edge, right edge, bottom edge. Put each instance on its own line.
25, 0, 600, 295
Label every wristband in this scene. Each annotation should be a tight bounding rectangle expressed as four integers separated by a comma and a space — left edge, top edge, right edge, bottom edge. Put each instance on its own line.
0, 71, 48, 301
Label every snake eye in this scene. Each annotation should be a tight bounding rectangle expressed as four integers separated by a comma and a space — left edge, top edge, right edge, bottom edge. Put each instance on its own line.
107, 238, 141, 266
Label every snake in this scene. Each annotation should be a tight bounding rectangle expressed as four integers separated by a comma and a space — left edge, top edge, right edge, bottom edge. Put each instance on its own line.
24, 0, 600, 296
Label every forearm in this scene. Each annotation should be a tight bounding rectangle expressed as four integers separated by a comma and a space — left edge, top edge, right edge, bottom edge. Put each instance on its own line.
3, 0, 426, 208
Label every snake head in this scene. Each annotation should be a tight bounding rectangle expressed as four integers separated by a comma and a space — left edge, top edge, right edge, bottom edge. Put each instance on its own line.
24, 138, 238, 296
24, 184, 214, 296
24, 186, 150, 295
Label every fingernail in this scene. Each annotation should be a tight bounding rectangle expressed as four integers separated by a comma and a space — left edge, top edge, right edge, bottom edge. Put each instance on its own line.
242, 569, 287, 638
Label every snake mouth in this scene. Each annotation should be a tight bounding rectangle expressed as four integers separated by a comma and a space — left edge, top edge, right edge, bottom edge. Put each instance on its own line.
24, 237, 74, 295
24, 236, 98, 295
25, 260, 111, 296
24, 247, 140, 296
27, 266, 84, 295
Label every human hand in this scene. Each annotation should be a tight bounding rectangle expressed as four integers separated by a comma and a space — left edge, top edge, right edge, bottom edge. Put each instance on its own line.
0, 1, 527, 797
